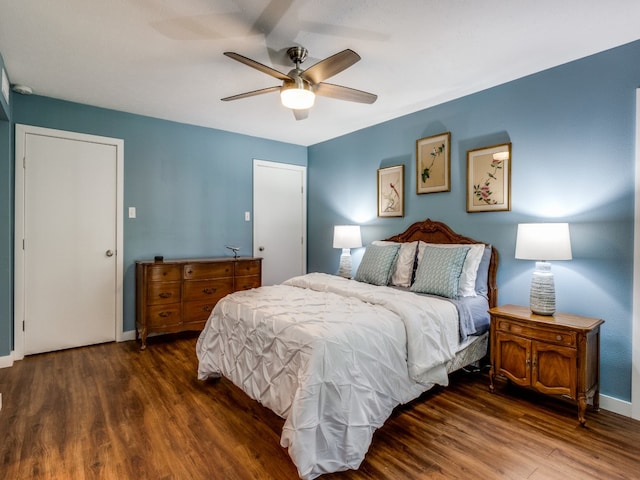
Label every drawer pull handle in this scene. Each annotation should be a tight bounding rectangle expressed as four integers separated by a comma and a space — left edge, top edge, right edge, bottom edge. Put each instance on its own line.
202, 306, 212, 312
556, 335, 562, 341
203, 288, 217, 295
158, 311, 172, 318
187, 270, 193, 275
159, 292, 172, 299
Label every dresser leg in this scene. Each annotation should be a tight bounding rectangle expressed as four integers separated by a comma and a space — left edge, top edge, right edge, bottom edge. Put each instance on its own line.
489, 366, 495, 393
140, 328, 147, 350
578, 394, 587, 426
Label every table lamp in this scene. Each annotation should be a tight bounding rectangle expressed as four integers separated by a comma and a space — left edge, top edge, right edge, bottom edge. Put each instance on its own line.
333, 225, 362, 278
515, 223, 572, 315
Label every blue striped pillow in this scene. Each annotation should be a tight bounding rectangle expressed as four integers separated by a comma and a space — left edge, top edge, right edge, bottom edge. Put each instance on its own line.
410, 245, 470, 298
355, 244, 400, 286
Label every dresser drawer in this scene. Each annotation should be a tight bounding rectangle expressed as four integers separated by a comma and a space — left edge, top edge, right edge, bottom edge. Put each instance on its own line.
183, 278, 233, 301
146, 304, 181, 327
184, 262, 233, 280
147, 264, 182, 282
497, 319, 576, 347
183, 300, 217, 324
147, 281, 181, 305
235, 275, 261, 291
235, 259, 262, 277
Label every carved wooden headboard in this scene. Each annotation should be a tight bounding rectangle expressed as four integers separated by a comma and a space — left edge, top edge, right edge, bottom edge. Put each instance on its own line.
384, 218, 498, 308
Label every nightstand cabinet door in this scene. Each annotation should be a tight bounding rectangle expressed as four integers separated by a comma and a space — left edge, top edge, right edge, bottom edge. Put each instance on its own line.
495, 332, 531, 387
532, 342, 576, 397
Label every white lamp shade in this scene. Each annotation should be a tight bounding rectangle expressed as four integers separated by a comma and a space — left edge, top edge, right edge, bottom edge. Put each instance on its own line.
515, 223, 572, 261
333, 225, 362, 249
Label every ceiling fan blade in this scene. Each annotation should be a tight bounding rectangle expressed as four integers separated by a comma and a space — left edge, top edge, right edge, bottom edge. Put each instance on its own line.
315, 83, 377, 104
301, 49, 361, 84
224, 52, 291, 81
221, 86, 281, 101
293, 109, 309, 121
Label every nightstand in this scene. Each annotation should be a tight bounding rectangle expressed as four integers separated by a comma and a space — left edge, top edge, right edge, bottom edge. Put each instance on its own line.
489, 304, 604, 425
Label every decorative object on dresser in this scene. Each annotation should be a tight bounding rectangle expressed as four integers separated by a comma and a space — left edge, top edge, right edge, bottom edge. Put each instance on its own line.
135, 257, 261, 349
332, 225, 362, 278
489, 304, 603, 425
515, 223, 572, 315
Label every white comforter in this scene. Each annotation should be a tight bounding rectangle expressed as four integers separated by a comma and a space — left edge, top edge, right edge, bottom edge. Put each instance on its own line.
196, 272, 460, 479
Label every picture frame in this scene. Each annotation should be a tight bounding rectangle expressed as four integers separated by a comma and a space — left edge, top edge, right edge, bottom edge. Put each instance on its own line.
466, 142, 512, 212
378, 164, 404, 217
416, 132, 451, 194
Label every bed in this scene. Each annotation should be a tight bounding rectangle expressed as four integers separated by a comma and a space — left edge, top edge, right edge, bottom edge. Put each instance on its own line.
196, 219, 498, 479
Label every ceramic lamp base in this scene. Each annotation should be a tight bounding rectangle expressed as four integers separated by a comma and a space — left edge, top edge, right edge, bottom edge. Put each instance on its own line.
337, 249, 352, 278
530, 261, 556, 316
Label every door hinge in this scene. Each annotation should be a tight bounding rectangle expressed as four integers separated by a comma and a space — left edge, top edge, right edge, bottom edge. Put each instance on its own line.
22, 320, 25, 332
23, 156, 26, 169
22, 239, 25, 250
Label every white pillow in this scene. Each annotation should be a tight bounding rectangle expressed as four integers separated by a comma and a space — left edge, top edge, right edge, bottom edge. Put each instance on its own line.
372, 240, 418, 287
417, 241, 485, 297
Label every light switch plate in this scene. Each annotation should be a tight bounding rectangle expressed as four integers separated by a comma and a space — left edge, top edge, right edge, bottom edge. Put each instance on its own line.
128, 207, 136, 218
244, 211, 250, 221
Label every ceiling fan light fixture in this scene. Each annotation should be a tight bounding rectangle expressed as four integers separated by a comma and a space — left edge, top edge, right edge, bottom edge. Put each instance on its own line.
280, 80, 315, 110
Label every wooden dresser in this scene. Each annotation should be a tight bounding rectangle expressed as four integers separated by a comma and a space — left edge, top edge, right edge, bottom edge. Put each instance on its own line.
135, 257, 261, 349
489, 304, 603, 425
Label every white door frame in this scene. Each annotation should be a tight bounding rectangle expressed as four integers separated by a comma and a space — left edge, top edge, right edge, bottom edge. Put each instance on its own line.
253, 159, 307, 282
13, 124, 124, 360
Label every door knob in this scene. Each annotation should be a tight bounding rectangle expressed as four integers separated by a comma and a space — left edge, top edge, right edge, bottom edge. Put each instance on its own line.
258, 246, 265, 251
106, 250, 114, 257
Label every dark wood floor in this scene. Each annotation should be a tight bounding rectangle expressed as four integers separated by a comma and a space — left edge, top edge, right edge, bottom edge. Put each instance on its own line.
1, 333, 639, 480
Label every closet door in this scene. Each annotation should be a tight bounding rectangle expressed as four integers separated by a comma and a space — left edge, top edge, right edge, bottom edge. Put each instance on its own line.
15, 125, 123, 355
253, 160, 306, 286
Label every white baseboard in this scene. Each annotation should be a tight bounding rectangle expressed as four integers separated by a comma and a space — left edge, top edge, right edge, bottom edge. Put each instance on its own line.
0, 352, 13, 369
600, 394, 632, 418
119, 330, 136, 342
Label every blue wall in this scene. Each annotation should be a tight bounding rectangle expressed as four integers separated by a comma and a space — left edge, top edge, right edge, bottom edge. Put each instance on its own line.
308, 40, 640, 402
1, 95, 306, 350
0, 51, 12, 359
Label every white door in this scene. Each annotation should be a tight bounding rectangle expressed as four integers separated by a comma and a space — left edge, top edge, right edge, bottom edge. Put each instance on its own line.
253, 160, 306, 286
15, 125, 124, 356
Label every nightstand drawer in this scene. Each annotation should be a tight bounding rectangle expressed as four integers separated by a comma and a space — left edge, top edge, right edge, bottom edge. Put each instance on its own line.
497, 319, 576, 347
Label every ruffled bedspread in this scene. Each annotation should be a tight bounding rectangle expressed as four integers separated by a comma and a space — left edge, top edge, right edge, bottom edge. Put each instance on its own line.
196, 272, 460, 479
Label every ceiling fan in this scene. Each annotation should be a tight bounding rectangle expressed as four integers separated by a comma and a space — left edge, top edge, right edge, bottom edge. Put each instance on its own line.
221, 46, 377, 120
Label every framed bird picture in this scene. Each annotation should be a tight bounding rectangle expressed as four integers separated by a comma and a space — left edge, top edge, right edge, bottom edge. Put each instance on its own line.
378, 164, 404, 217
416, 132, 451, 194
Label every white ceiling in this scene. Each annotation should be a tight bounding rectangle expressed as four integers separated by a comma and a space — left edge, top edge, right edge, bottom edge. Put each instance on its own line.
1, 0, 639, 146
